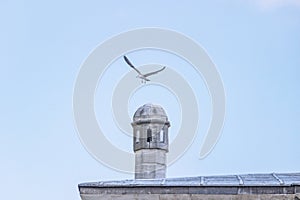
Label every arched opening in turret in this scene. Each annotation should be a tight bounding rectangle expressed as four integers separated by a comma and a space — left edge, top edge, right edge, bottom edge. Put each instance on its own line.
160, 130, 164, 142
147, 128, 152, 143
136, 130, 140, 143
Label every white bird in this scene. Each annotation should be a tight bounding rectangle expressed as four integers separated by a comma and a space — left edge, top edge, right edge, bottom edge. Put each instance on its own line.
123, 56, 166, 83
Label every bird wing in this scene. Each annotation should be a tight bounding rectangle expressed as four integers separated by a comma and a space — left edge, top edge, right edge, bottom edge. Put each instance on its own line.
143, 66, 166, 77
123, 56, 142, 75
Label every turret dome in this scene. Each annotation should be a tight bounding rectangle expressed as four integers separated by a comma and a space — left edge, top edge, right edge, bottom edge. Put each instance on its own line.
133, 103, 168, 123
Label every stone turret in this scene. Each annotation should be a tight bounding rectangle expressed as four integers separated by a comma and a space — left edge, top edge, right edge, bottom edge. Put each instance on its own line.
131, 103, 170, 179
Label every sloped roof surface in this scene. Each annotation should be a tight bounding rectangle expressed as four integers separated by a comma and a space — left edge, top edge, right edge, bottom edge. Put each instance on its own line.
79, 173, 300, 188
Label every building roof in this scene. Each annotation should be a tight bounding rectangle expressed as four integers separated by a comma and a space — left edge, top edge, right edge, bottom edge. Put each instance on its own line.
79, 173, 300, 196
79, 173, 300, 188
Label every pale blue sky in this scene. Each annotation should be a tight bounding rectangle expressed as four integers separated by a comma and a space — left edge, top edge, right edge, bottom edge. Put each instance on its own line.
1, 1, 300, 200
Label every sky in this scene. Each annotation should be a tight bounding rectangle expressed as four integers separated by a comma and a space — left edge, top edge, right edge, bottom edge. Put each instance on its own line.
1, 0, 300, 200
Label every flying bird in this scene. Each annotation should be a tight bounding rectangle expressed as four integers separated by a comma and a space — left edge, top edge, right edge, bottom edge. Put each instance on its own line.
123, 55, 166, 83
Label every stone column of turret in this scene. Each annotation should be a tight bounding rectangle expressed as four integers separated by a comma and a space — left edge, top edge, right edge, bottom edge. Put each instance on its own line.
131, 104, 170, 179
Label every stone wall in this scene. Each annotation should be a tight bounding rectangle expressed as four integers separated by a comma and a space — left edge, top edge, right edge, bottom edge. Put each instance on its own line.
135, 149, 166, 179
80, 193, 299, 200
